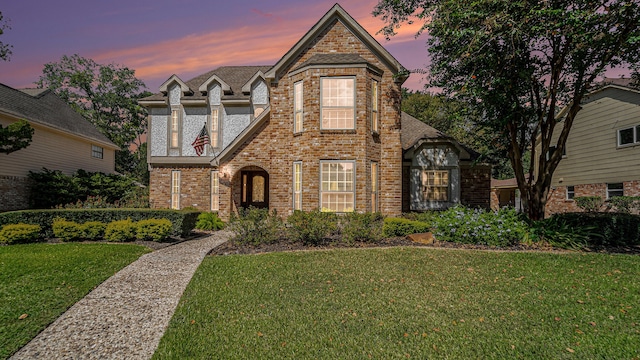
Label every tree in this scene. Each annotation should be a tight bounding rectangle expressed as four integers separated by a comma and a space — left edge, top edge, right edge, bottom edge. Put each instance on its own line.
36, 54, 151, 179
375, 0, 640, 220
0, 119, 34, 154
0, 11, 12, 61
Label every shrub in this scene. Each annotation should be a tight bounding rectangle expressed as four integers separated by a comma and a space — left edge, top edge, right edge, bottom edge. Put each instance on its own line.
401, 212, 439, 223
52, 218, 84, 242
341, 212, 384, 245
229, 207, 284, 246
383, 218, 430, 237
529, 216, 593, 250
287, 210, 337, 245
607, 196, 640, 213
104, 219, 137, 242
549, 212, 640, 247
82, 221, 106, 240
136, 219, 173, 242
0, 224, 42, 244
431, 206, 528, 247
195, 212, 225, 231
574, 196, 604, 212
0, 209, 199, 238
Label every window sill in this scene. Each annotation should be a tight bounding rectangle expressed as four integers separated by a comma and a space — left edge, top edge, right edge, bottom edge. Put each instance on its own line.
293, 132, 303, 137
617, 143, 639, 149
320, 129, 357, 135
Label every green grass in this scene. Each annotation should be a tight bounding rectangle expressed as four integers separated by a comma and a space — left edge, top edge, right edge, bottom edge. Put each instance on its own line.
0, 243, 150, 359
155, 248, 640, 359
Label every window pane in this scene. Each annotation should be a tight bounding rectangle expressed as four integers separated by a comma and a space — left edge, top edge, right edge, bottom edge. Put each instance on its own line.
619, 128, 634, 145
253, 176, 265, 202
321, 78, 354, 129
607, 183, 624, 199
320, 161, 355, 212
421, 170, 449, 202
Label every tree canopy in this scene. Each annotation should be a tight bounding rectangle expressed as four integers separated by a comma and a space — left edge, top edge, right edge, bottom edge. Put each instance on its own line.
375, 0, 640, 219
0, 119, 34, 154
0, 11, 12, 61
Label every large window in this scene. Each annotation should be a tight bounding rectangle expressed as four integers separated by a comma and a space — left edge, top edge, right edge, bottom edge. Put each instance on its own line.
421, 170, 449, 202
211, 170, 219, 211
171, 171, 181, 209
320, 161, 355, 212
371, 79, 379, 133
91, 145, 103, 159
170, 107, 180, 149
607, 183, 624, 199
293, 162, 302, 210
210, 108, 219, 149
294, 81, 303, 133
371, 162, 378, 212
321, 77, 355, 129
618, 125, 640, 146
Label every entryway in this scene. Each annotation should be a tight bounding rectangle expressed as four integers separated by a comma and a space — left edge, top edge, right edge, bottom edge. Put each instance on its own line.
240, 170, 269, 209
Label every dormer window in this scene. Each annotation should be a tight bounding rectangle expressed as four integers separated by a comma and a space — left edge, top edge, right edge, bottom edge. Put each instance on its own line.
321, 77, 355, 130
294, 81, 303, 133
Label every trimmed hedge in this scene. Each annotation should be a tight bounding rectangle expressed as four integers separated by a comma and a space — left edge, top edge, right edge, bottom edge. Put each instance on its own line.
0, 209, 199, 238
549, 212, 640, 247
105, 219, 137, 242
383, 218, 430, 237
0, 224, 42, 244
136, 219, 172, 241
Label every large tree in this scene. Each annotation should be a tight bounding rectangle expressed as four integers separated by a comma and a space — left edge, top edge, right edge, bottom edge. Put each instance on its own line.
0, 11, 12, 61
36, 54, 151, 180
0, 119, 33, 154
375, 0, 640, 220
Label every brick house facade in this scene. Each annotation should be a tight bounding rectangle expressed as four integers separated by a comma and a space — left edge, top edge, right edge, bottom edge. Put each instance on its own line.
141, 4, 490, 220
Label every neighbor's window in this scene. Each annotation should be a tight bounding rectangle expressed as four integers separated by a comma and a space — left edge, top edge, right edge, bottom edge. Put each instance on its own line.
321, 77, 355, 129
422, 170, 449, 202
171, 171, 181, 209
371, 162, 378, 212
294, 81, 303, 133
91, 145, 103, 159
618, 125, 640, 146
371, 79, 379, 133
211, 170, 219, 211
170, 107, 180, 148
210, 108, 219, 149
607, 183, 624, 199
566, 185, 575, 200
293, 161, 302, 210
320, 161, 355, 212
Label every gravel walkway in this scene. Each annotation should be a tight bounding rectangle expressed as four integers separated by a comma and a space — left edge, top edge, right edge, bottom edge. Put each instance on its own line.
11, 231, 231, 360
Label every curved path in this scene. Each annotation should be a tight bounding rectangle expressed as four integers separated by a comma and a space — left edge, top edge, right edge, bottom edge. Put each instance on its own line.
11, 231, 231, 360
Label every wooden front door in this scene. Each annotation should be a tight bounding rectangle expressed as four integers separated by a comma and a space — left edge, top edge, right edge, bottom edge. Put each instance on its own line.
240, 171, 269, 209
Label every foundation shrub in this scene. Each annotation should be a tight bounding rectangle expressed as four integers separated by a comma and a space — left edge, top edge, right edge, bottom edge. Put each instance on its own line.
341, 212, 384, 245
229, 207, 284, 246
606, 196, 640, 213
383, 218, 430, 237
52, 218, 84, 242
82, 221, 106, 240
104, 219, 137, 242
549, 212, 640, 247
136, 219, 172, 242
287, 210, 337, 245
574, 196, 604, 212
0, 224, 42, 244
195, 212, 225, 231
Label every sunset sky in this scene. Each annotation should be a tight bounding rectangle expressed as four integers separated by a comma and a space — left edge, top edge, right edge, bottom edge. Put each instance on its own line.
0, 1, 431, 92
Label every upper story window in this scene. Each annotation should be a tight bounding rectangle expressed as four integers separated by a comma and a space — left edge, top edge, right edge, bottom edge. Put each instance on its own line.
170, 107, 181, 149
210, 107, 219, 149
91, 145, 103, 159
321, 77, 355, 130
371, 79, 379, 133
618, 125, 640, 146
294, 81, 303, 133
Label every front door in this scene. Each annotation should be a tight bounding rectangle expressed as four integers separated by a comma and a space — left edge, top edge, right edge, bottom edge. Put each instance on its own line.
241, 171, 269, 209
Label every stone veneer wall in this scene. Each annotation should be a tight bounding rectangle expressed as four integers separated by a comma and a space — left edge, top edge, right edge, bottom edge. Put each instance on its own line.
459, 165, 492, 209
545, 180, 640, 217
0, 175, 30, 212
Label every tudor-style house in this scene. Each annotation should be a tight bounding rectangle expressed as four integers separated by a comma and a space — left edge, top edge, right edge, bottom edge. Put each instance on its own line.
140, 4, 491, 220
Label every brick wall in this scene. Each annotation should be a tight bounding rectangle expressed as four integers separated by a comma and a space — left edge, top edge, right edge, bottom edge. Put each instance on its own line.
545, 180, 640, 217
0, 175, 30, 212
460, 165, 491, 209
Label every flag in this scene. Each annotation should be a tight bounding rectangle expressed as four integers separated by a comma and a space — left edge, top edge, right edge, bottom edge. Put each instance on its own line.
191, 124, 209, 156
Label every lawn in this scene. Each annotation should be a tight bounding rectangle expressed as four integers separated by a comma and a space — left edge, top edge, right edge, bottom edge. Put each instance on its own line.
155, 247, 640, 359
0, 243, 150, 359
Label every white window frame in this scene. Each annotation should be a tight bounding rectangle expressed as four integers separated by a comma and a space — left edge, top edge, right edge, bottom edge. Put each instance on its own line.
211, 170, 219, 211
169, 106, 181, 149
566, 185, 575, 200
171, 170, 181, 209
371, 161, 378, 212
210, 107, 220, 150
294, 81, 303, 133
618, 125, 640, 147
293, 161, 302, 211
91, 145, 103, 159
421, 169, 450, 202
371, 79, 379, 134
607, 183, 624, 199
320, 160, 355, 213
320, 77, 356, 130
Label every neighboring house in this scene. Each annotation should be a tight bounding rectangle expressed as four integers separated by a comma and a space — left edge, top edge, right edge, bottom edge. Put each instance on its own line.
536, 79, 640, 216
0, 83, 118, 211
140, 4, 490, 220
490, 177, 523, 211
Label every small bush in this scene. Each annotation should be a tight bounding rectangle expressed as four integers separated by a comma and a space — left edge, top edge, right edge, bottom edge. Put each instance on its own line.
52, 218, 84, 242
82, 221, 106, 240
341, 212, 384, 245
530, 217, 594, 250
574, 196, 604, 212
383, 218, 430, 237
401, 212, 439, 223
0, 224, 42, 244
195, 212, 225, 231
229, 207, 284, 246
607, 196, 640, 213
549, 212, 640, 247
287, 210, 337, 245
104, 219, 137, 242
136, 219, 173, 242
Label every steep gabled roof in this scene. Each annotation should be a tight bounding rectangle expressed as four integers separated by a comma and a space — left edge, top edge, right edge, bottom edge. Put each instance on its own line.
265, 3, 406, 83
0, 83, 117, 149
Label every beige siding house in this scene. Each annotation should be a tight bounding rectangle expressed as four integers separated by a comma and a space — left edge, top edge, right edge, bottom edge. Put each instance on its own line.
538, 79, 640, 216
0, 83, 118, 211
